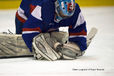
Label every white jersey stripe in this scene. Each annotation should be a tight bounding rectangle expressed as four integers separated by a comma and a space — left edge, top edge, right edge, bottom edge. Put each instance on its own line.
22, 31, 39, 34
17, 7, 28, 20
74, 12, 85, 29
69, 35, 87, 38
31, 5, 42, 20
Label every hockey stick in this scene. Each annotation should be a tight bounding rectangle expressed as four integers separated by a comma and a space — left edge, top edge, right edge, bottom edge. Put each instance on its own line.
87, 27, 98, 47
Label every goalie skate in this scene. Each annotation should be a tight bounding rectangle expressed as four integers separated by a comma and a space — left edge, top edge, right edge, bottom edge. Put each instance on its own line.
0, 34, 33, 58
32, 33, 61, 61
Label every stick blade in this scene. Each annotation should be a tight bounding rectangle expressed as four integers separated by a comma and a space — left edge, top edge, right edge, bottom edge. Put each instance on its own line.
87, 27, 98, 47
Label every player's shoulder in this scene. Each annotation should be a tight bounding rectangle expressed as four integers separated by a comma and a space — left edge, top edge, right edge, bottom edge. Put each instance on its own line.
42, 0, 56, 2
32, 0, 55, 5
73, 3, 81, 15
21, 0, 33, 3
75, 3, 81, 10
70, 3, 81, 20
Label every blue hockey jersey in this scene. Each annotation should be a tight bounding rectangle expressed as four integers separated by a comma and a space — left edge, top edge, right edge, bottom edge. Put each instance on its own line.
17, 0, 87, 52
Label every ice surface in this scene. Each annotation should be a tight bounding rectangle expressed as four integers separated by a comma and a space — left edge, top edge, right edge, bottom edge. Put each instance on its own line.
0, 7, 114, 76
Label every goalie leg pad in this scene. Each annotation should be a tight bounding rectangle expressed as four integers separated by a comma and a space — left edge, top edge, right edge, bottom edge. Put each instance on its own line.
32, 33, 61, 61
0, 34, 32, 57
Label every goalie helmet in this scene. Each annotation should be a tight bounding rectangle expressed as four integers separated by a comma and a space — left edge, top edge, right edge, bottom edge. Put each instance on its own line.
55, 0, 75, 19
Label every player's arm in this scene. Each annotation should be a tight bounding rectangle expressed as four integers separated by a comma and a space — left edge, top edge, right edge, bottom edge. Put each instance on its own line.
16, 0, 28, 23
69, 3, 87, 51
22, 5, 43, 52
15, 0, 28, 34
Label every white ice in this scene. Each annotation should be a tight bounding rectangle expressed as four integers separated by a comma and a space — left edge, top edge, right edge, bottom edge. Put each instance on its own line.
0, 6, 114, 76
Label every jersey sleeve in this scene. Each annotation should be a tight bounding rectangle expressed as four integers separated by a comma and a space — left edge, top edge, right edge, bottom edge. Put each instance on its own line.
22, 5, 43, 52
16, 0, 29, 23
15, 0, 32, 34
69, 3, 87, 51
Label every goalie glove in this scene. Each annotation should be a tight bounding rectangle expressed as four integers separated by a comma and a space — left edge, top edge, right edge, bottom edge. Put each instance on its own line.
55, 42, 85, 60
32, 33, 61, 61
50, 31, 68, 44
32, 47, 44, 60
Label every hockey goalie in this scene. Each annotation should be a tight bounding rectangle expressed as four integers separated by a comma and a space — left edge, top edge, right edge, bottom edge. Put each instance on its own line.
0, 0, 97, 60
